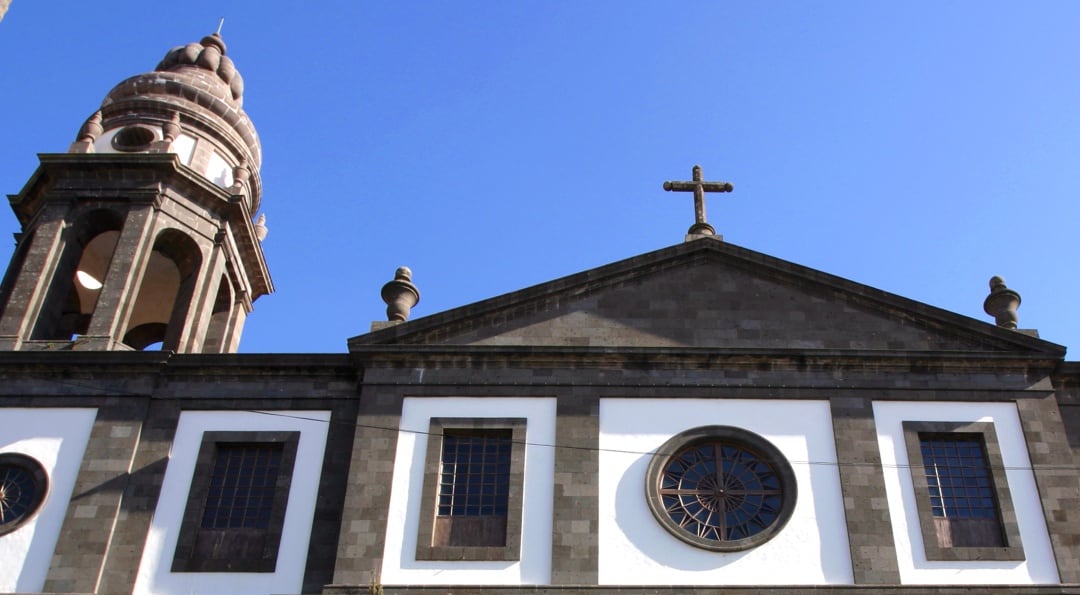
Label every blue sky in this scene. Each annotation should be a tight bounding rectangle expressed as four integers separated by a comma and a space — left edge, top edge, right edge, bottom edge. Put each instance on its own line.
1, 3, 1078, 353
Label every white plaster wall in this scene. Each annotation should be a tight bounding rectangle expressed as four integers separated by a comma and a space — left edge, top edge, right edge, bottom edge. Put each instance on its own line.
132, 410, 330, 595
598, 398, 853, 585
0, 408, 97, 593
873, 401, 1059, 584
171, 134, 197, 165
206, 150, 234, 188
381, 397, 556, 585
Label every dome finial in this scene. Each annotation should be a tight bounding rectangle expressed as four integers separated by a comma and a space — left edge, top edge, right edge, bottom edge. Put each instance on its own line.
199, 19, 228, 56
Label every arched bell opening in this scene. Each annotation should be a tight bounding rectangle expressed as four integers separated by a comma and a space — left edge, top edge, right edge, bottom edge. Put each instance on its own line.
31, 209, 124, 341
123, 229, 202, 351
202, 274, 234, 353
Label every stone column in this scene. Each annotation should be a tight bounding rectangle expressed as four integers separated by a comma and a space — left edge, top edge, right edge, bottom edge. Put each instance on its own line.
77, 206, 157, 350
176, 238, 226, 353
0, 208, 69, 348
221, 296, 249, 353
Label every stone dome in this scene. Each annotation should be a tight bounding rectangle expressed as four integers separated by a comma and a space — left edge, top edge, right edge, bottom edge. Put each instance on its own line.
76, 33, 263, 212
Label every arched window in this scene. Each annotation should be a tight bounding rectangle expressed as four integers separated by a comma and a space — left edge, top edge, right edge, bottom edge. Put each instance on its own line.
124, 229, 201, 351
31, 209, 123, 340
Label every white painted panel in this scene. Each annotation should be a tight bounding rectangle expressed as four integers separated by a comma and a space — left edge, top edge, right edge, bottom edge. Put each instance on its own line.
206, 151, 234, 188
171, 134, 197, 165
598, 398, 852, 585
133, 410, 331, 595
91, 128, 119, 153
381, 397, 556, 585
0, 408, 97, 593
873, 401, 1058, 584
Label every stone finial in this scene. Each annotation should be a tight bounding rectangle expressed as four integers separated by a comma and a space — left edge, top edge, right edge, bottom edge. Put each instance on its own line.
231, 159, 251, 194
76, 111, 103, 143
381, 266, 420, 322
983, 276, 1021, 330
200, 32, 227, 55
254, 214, 268, 241
70, 111, 103, 153
162, 112, 182, 143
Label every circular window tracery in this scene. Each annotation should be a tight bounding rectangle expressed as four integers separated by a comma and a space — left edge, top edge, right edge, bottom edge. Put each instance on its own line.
0, 453, 49, 535
645, 426, 797, 552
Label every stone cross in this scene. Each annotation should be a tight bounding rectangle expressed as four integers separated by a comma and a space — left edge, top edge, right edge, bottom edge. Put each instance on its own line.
663, 165, 734, 236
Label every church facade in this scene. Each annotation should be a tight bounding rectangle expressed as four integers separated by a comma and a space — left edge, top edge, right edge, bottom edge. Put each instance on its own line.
1, 33, 1079, 595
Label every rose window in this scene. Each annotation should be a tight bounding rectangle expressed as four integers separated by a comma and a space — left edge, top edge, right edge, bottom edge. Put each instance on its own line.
0, 453, 48, 535
646, 426, 796, 551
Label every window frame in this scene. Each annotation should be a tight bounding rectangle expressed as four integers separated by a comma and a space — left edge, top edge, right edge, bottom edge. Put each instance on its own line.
171, 431, 300, 573
0, 452, 49, 536
902, 421, 1024, 562
415, 417, 526, 562
644, 425, 798, 552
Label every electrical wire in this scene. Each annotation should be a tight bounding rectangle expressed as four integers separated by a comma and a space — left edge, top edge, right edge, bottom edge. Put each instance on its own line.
19, 376, 1076, 472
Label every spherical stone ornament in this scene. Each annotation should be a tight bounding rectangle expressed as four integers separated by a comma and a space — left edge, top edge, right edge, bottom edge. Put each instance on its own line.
645, 426, 797, 552
0, 453, 49, 535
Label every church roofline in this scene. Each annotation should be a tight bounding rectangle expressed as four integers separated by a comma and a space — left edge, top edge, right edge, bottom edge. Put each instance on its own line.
349, 342, 1064, 372
349, 238, 1066, 357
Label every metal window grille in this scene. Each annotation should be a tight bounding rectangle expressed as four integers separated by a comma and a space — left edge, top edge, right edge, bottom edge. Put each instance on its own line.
920, 434, 999, 520
437, 429, 512, 517
659, 442, 783, 542
201, 443, 283, 529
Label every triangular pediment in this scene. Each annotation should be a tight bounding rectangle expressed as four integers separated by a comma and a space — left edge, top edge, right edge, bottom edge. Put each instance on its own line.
350, 239, 1063, 356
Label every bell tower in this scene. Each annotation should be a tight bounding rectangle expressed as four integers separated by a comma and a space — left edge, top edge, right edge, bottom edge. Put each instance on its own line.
0, 32, 272, 353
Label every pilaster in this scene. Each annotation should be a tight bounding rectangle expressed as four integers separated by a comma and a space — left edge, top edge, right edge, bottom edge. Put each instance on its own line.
549, 392, 599, 585
829, 396, 901, 584
331, 379, 405, 587
1016, 394, 1080, 582
43, 398, 152, 593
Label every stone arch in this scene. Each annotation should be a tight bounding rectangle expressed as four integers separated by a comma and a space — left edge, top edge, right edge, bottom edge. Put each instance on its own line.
31, 208, 124, 340
124, 228, 202, 351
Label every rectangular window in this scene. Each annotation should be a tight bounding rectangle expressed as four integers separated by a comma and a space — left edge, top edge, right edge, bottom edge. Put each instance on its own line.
920, 433, 1003, 548
434, 429, 513, 547
416, 419, 525, 561
172, 431, 299, 573
201, 443, 283, 530
902, 422, 1024, 561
